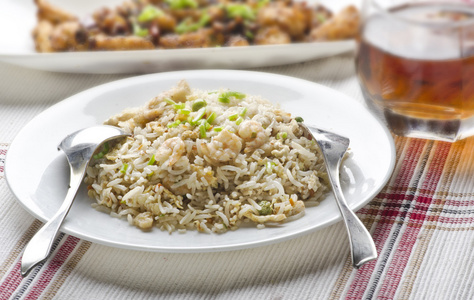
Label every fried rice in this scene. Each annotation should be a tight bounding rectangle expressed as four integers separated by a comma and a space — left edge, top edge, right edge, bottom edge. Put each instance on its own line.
84, 80, 328, 233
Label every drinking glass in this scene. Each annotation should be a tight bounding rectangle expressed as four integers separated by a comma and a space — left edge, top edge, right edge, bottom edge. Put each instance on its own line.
356, 0, 474, 142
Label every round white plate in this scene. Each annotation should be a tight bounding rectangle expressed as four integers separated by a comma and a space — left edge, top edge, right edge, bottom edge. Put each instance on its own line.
0, 0, 358, 74
5, 70, 395, 253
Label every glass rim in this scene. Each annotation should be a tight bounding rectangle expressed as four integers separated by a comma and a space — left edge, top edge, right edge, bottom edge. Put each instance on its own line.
369, 0, 474, 28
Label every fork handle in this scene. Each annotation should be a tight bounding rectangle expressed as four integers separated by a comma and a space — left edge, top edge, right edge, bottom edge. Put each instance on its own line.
20, 168, 83, 277
331, 183, 378, 268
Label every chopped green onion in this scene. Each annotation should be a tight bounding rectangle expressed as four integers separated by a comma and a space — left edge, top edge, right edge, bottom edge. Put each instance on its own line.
166, 0, 198, 10
138, 5, 164, 22
257, 0, 270, 8
245, 30, 254, 39
120, 163, 129, 174
213, 126, 223, 132
164, 98, 176, 105
147, 171, 154, 177
199, 123, 207, 138
178, 108, 191, 115
228, 113, 239, 121
133, 23, 149, 37
192, 107, 206, 123
173, 103, 185, 110
226, 4, 256, 20
295, 116, 304, 123
175, 13, 210, 34
93, 142, 110, 159
201, 119, 211, 130
235, 117, 243, 125
257, 200, 273, 215
192, 99, 207, 112
239, 107, 247, 117
316, 13, 327, 23
218, 91, 245, 104
277, 132, 287, 139
167, 120, 181, 128
206, 112, 216, 124
251, 131, 257, 138
147, 154, 156, 165
265, 161, 276, 174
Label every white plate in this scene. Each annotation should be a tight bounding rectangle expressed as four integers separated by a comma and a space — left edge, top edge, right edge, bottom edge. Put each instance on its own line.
5, 70, 395, 253
0, 0, 358, 74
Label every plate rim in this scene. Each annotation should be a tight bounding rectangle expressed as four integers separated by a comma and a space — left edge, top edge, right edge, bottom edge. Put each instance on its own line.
5, 69, 396, 252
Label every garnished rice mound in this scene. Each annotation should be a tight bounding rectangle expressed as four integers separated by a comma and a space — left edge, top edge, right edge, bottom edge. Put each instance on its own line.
84, 80, 328, 233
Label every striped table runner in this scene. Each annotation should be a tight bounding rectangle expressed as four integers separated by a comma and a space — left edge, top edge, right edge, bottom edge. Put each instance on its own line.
1, 135, 474, 299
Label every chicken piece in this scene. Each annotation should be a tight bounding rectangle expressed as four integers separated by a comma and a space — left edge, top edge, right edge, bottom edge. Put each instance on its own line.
256, 2, 310, 40
158, 28, 214, 49
35, 0, 77, 24
90, 34, 155, 50
49, 21, 88, 51
254, 26, 291, 45
308, 5, 360, 41
93, 7, 130, 35
226, 35, 249, 47
32, 20, 54, 52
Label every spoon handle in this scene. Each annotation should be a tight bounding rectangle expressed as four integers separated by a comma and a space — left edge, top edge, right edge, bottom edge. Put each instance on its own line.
21, 167, 83, 277
325, 159, 377, 268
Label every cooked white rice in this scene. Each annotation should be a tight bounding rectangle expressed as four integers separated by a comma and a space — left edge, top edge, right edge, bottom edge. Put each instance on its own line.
84, 80, 328, 233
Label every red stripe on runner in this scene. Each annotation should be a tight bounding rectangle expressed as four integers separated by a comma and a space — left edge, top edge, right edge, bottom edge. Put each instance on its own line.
345, 139, 427, 299
378, 142, 451, 299
0, 261, 24, 299
24, 236, 80, 299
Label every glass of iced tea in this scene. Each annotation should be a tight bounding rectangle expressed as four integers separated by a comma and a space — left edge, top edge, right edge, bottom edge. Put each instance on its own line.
356, 0, 474, 142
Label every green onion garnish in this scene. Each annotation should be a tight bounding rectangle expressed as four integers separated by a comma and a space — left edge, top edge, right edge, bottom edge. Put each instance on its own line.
167, 120, 181, 128
277, 132, 287, 139
199, 123, 207, 138
93, 142, 110, 159
133, 23, 149, 37
257, 200, 273, 215
316, 13, 327, 23
175, 13, 210, 34
164, 98, 176, 105
166, 0, 198, 10
138, 5, 164, 22
228, 114, 239, 121
251, 132, 257, 138
192, 99, 207, 112
226, 4, 256, 20
239, 107, 247, 117
218, 91, 245, 104
265, 161, 276, 174
178, 108, 190, 115
213, 127, 223, 132
147, 154, 156, 165
206, 112, 216, 124
235, 117, 243, 125
192, 107, 206, 123
295, 116, 304, 123
120, 163, 129, 174
173, 103, 185, 110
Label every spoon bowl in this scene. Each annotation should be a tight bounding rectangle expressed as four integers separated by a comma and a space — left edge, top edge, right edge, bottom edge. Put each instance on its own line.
21, 125, 129, 277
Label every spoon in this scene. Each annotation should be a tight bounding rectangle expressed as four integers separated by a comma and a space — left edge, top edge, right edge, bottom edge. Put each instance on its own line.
21, 125, 129, 277
299, 123, 377, 268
